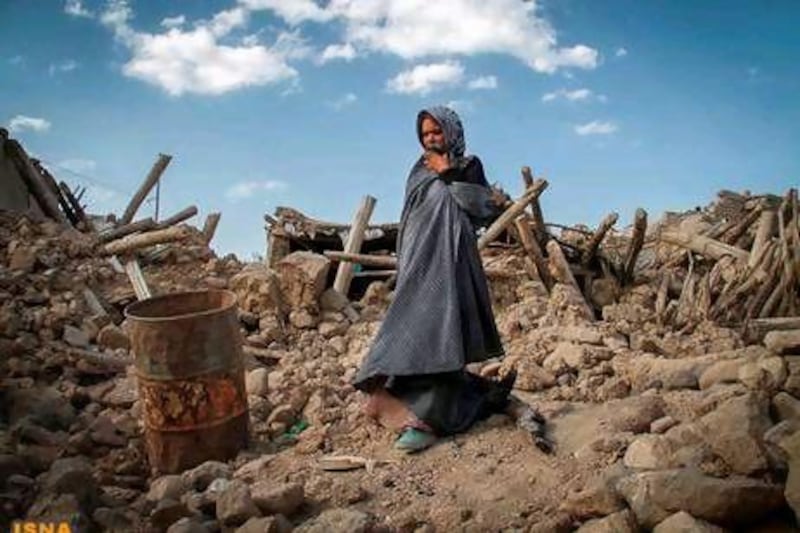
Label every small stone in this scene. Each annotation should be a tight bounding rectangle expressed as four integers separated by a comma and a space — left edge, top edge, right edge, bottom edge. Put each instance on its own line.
246, 368, 270, 397
216, 479, 261, 526
63, 324, 90, 348
576, 510, 637, 533
43, 456, 98, 508
167, 517, 211, 533
97, 324, 130, 351
236, 515, 292, 533
650, 416, 678, 434
773, 392, 800, 423
251, 481, 304, 516
147, 475, 187, 502
151, 499, 194, 531
9, 246, 36, 272
89, 415, 127, 447
653, 511, 726, 533
183, 461, 233, 491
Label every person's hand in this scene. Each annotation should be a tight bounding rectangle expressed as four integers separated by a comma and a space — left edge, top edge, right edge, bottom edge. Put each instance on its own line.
424, 151, 450, 174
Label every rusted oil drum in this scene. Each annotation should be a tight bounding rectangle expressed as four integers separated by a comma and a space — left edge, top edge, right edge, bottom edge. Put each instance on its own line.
125, 289, 249, 474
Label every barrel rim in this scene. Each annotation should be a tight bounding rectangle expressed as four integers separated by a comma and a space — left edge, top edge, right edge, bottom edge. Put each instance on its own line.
124, 289, 237, 323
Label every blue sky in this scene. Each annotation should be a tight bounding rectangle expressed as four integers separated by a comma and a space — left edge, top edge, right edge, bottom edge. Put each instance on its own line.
2, 0, 798, 259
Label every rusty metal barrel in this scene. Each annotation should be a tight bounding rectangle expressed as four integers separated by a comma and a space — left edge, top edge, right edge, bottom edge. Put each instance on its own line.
125, 289, 249, 474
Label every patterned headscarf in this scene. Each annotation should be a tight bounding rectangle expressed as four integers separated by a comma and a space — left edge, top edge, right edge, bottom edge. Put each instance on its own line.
416, 105, 467, 163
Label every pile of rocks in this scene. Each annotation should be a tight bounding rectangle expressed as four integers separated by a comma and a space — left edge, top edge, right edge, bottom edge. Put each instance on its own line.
3, 196, 800, 531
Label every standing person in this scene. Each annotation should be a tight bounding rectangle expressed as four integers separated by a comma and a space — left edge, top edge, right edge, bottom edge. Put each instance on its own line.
353, 105, 549, 453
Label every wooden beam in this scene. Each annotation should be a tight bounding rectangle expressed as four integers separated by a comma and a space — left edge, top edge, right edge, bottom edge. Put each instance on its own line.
581, 212, 618, 266
102, 225, 191, 255
622, 208, 648, 284
98, 217, 157, 243
202, 212, 221, 246
5, 140, 69, 224
514, 214, 553, 290
333, 195, 377, 295
124, 259, 152, 301
659, 228, 749, 263
325, 250, 397, 269
156, 205, 197, 229
521, 166, 548, 246
120, 153, 172, 225
478, 179, 548, 250
748, 209, 777, 268
59, 181, 91, 229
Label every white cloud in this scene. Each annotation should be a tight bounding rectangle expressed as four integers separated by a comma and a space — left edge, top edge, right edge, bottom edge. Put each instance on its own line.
161, 15, 186, 29
8, 115, 51, 134
329, 92, 357, 110
542, 87, 605, 103
386, 61, 464, 95
615, 47, 628, 57
225, 180, 287, 201
244, 0, 598, 73
99, 0, 300, 96
238, 0, 333, 25
57, 158, 97, 174
65, 0, 93, 18
48, 59, 79, 76
574, 120, 617, 136
318, 43, 357, 64
467, 75, 497, 90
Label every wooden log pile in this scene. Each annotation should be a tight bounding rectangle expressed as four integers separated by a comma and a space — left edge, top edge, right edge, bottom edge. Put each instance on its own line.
648, 188, 798, 330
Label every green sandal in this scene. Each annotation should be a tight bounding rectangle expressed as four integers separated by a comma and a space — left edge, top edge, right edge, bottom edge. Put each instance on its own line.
394, 428, 437, 453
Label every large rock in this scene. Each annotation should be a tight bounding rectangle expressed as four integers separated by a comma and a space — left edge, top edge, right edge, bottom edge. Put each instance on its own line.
42, 456, 99, 509
229, 264, 284, 316
216, 480, 260, 526
652, 511, 726, 533
147, 475, 187, 502
246, 368, 270, 398
575, 510, 637, 533
616, 468, 784, 528
236, 516, 292, 533
513, 359, 556, 392
560, 463, 628, 519
623, 434, 674, 470
773, 392, 800, 423
697, 393, 771, 474
182, 461, 232, 491
275, 251, 330, 311
738, 357, 787, 392
765, 330, 800, 355
251, 481, 304, 516
698, 360, 745, 390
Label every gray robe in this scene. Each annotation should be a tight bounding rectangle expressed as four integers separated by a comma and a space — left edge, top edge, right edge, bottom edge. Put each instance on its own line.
353, 107, 507, 434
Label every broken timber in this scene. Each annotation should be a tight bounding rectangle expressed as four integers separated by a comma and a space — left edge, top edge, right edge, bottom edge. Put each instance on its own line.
333, 195, 377, 295
120, 153, 172, 225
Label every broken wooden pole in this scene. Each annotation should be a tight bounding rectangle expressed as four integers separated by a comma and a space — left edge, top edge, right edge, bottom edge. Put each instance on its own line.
521, 167, 548, 246
124, 258, 152, 301
5, 140, 69, 224
581, 212, 618, 266
202, 212, 221, 245
478, 179, 548, 250
156, 205, 197, 229
102, 225, 190, 255
622, 209, 648, 285
324, 250, 397, 269
99, 217, 157, 243
659, 229, 749, 263
120, 153, 172, 225
514, 214, 553, 290
333, 195, 377, 296
36, 162, 79, 226
59, 181, 90, 229
749, 209, 777, 268
546, 239, 594, 319
721, 204, 763, 246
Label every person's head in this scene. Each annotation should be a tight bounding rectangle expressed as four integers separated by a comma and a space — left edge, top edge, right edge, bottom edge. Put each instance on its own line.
416, 106, 466, 158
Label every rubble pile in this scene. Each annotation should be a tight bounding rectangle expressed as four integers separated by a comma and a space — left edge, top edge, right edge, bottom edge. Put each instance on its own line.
2, 130, 800, 531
